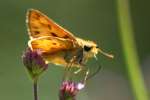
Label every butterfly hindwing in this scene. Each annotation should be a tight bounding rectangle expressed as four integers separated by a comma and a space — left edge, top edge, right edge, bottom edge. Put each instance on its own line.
29, 36, 74, 54
27, 9, 76, 41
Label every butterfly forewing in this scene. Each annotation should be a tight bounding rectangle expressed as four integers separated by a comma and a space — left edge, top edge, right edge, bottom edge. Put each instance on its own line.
27, 9, 76, 41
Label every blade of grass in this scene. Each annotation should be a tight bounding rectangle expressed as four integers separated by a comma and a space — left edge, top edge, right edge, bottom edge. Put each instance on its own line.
116, 0, 149, 100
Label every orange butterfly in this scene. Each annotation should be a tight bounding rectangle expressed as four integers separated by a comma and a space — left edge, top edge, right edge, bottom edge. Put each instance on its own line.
26, 9, 113, 69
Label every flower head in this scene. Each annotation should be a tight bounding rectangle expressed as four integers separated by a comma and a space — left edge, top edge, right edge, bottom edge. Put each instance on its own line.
22, 48, 48, 81
59, 81, 85, 100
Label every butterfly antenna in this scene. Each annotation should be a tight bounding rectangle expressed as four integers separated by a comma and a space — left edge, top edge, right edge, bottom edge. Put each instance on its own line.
98, 48, 114, 59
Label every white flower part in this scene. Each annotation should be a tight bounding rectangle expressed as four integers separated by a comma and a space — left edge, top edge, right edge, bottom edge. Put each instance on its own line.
77, 83, 85, 90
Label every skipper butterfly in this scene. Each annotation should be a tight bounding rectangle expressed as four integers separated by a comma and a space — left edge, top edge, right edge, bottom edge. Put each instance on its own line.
26, 9, 113, 69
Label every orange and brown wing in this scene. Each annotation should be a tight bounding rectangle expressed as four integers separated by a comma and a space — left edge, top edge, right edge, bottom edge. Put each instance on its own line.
26, 9, 76, 41
29, 36, 74, 54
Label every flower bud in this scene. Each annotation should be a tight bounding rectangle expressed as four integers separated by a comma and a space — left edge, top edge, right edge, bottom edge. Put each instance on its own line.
59, 81, 85, 100
22, 48, 48, 81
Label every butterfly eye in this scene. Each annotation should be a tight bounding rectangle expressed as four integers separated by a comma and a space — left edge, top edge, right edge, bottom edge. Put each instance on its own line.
84, 45, 92, 52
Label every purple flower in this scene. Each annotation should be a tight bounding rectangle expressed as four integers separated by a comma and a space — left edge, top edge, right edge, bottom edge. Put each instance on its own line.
22, 48, 48, 81
59, 81, 85, 100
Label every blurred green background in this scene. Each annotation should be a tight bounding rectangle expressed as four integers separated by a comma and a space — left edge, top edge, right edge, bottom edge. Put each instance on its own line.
0, 0, 150, 100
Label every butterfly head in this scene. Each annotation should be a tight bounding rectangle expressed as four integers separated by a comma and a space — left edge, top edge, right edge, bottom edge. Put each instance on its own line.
76, 38, 99, 59
76, 38, 114, 59
84, 43, 114, 60
83, 42, 99, 58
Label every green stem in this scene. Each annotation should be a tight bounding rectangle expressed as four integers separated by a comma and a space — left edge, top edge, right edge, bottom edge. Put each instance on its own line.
116, 0, 149, 100
33, 80, 38, 100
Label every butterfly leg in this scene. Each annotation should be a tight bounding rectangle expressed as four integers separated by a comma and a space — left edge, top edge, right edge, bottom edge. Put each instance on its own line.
74, 68, 82, 74
63, 63, 72, 81
72, 64, 89, 83
83, 68, 89, 84
63, 56, 76, 81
